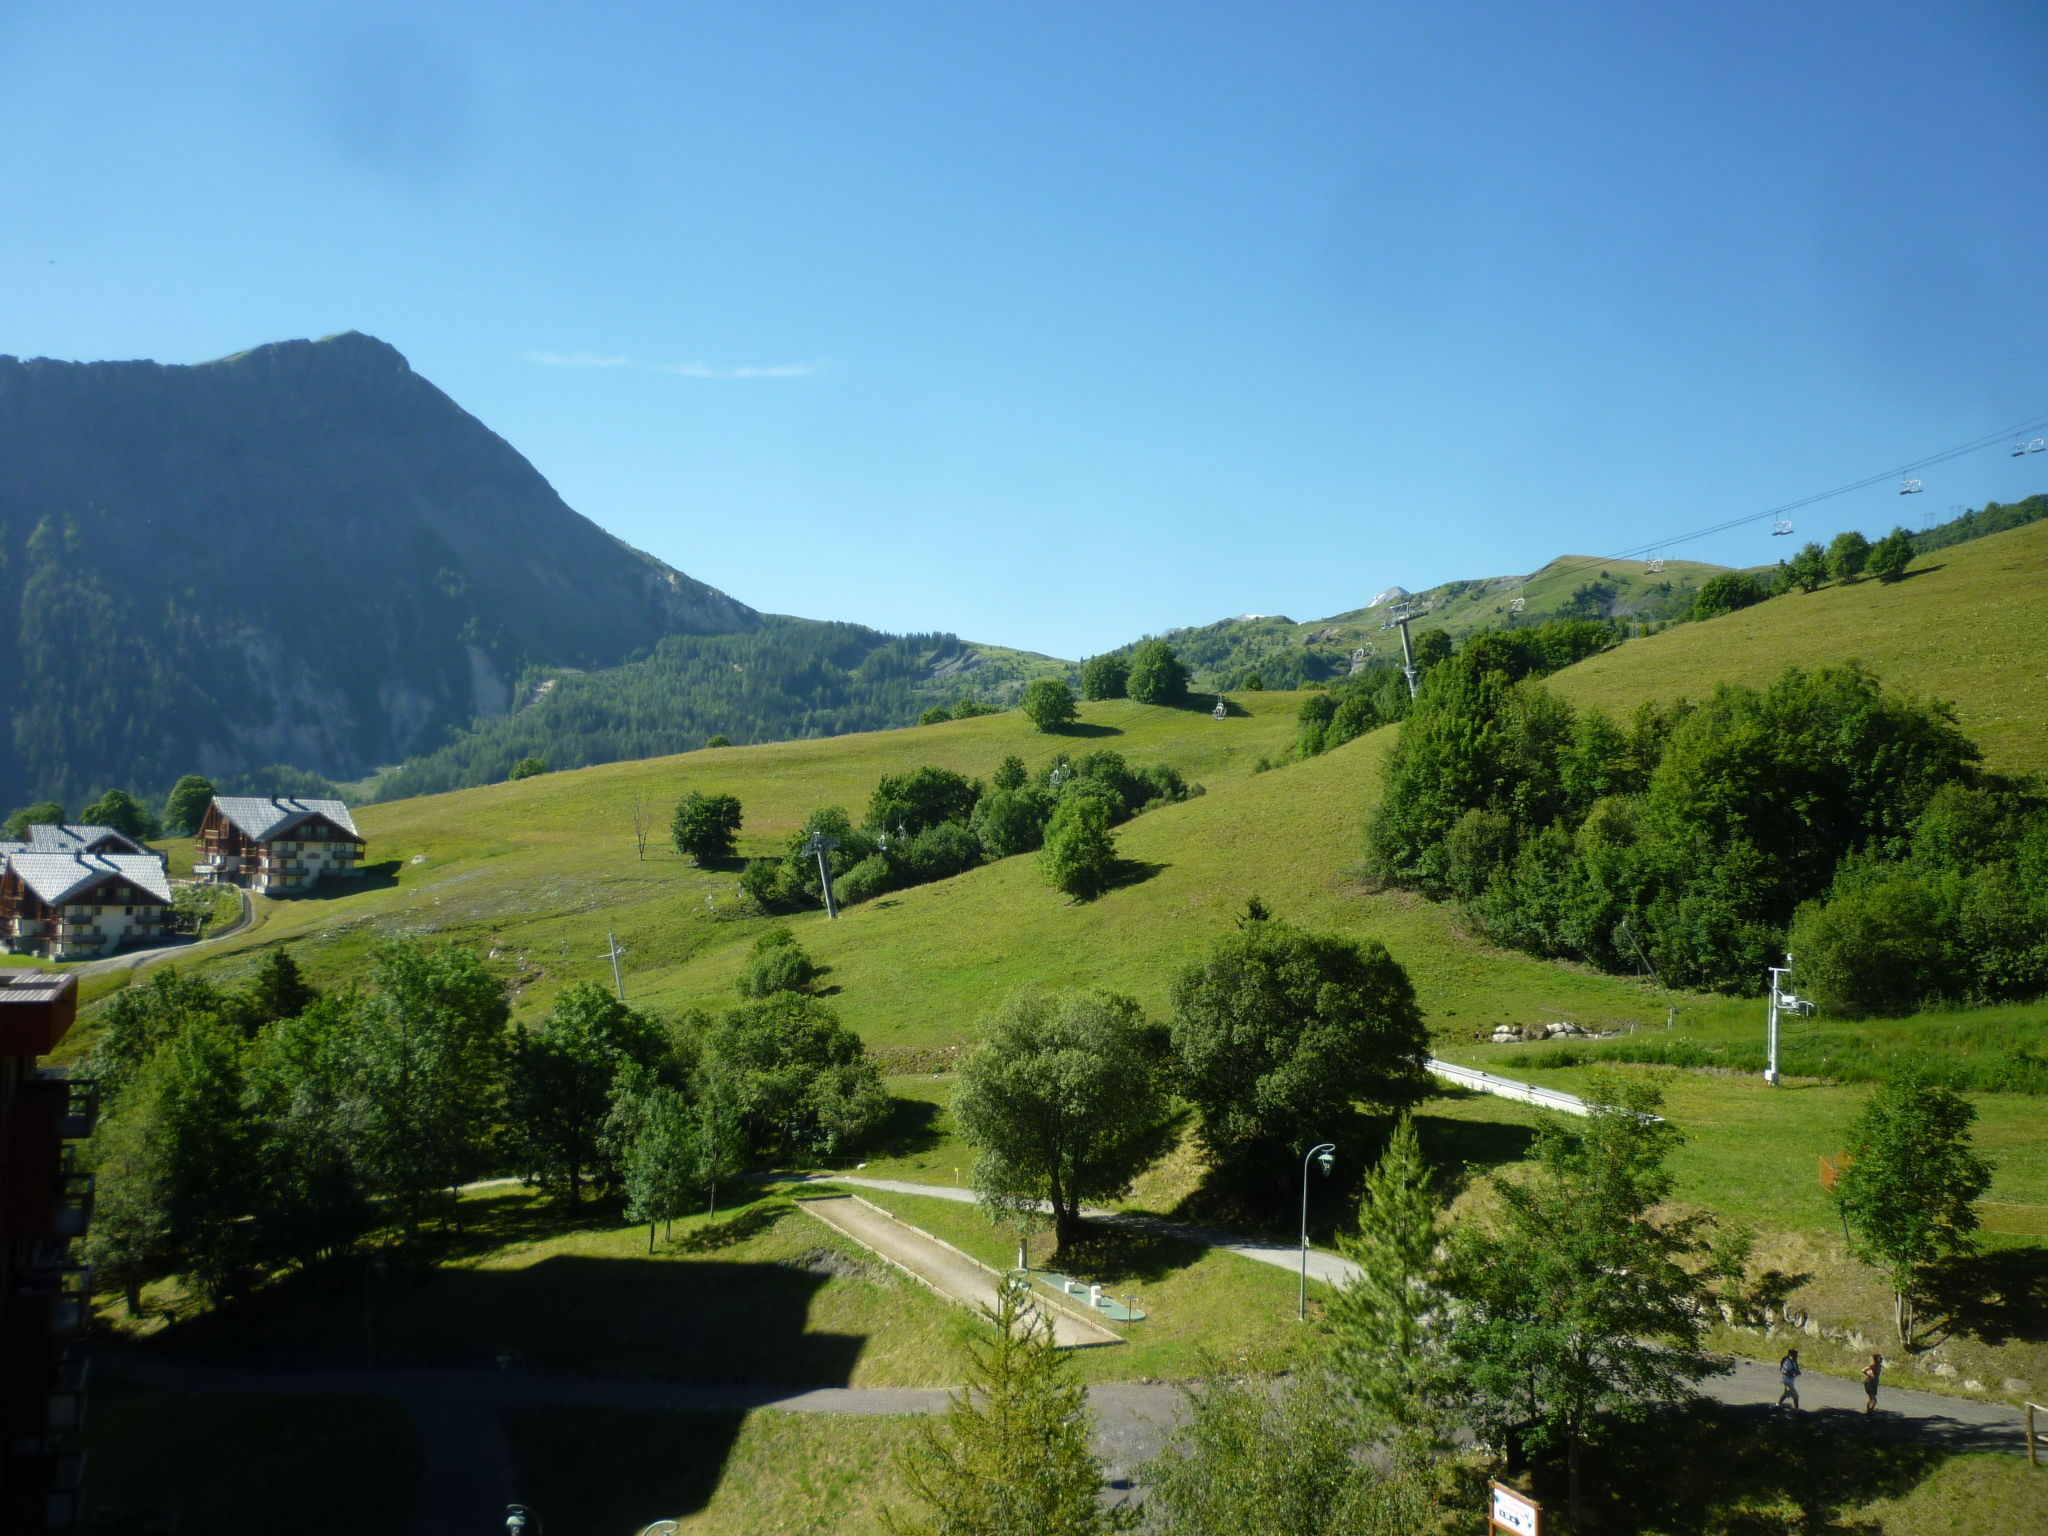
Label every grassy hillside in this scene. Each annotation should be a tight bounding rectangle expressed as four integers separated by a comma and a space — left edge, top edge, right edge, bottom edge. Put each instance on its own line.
101, 690, 1695, 1062
92, 519, 2048, 1047
1126, 553, 1736, 690
1547, 517, 2048, 777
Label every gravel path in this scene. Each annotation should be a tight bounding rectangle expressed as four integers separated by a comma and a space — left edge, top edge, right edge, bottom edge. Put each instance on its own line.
799, 1194, 1123, 1348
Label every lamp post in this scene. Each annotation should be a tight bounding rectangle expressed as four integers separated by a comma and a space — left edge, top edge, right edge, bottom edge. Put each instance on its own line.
1299, 1142, 1335, 1321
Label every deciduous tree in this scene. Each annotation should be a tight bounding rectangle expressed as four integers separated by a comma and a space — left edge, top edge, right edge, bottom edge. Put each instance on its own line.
1021, 677, 1079, 733
1866, 525, 1915, 583
1827, 529, 1872, 582
1833, 1064, 1993, 1341
671, 790, 744, 864
954, 990, 1171, 1249
160, 775, 216, 836
1168, 914, 1427, 1171
1079, 655, 1129, 701
1125, 639, 1189, 706
1040, 794, 1117, 900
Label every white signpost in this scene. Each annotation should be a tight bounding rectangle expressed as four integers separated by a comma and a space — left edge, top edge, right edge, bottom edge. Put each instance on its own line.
1489, 1481, 1541, 1536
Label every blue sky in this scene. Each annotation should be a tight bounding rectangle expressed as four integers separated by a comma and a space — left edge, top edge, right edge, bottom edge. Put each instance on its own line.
5, 1, 2045, 657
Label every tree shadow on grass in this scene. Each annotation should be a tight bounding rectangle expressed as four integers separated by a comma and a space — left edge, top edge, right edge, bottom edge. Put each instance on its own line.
1055, 721, 1125, 739
337, 860, 403, 893
1101, 858, 1169, 894
1054, 1222, 1207, 1288
1557, 1400, 1952, 1534
1409, 1101, 1541, 1194
865, 1094, 943, 1162
1921, 1246, 2048, 1346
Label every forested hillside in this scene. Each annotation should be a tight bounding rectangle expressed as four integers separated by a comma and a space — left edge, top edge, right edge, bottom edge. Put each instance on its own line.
372, 622, 1068, 799
0, 333, 758, 807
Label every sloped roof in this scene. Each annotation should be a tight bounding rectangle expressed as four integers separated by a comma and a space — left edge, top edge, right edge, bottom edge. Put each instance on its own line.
211, 796, 360, 842
6, 853, 173, 907
16, 823, 150, 856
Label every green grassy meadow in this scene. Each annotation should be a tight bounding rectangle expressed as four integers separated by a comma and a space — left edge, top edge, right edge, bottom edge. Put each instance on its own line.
1548, 517, 2048, 778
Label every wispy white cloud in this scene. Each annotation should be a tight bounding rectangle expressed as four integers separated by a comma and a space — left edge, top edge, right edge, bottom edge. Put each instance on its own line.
524, 349, 822, 379
524, 350, 633, 368
651, 360, 823, 379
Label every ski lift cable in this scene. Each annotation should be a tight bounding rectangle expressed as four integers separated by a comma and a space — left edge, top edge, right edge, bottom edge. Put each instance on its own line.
1525, 408, 2048, 589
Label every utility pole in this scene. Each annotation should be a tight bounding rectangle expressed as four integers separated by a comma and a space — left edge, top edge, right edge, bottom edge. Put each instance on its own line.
803, 831, 841, 919
1764, 955, 1792, 1086
1382, 606, 1420, 700
604, 932, 627, 1001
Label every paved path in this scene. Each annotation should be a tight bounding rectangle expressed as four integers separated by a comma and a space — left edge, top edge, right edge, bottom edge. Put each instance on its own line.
799, 1194, 1123, 1348
803, 1174, 1368, 1287
1425, 1057, 1592, 1116
70, 886, 254, 976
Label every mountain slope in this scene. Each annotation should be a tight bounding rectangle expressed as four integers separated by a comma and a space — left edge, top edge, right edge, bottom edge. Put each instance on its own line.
0, 332, 758, 806
1546, 517, 2048, 777
1106, 554, 1738, 691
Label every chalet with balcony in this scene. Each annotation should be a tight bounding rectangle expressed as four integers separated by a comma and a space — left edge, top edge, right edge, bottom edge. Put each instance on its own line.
0, 855, 173, 961
193, 796, 363, 894
0, 824, 153, 862
1, 970, 96, 1531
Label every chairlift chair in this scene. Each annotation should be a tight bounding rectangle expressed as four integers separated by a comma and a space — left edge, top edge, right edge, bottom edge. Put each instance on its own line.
1771, 518, 1793, 536
1645, 554, 1664, 574
1899, 477, 1923, 495
1508, 596, 1526, 613
2030, 437, 2047, 454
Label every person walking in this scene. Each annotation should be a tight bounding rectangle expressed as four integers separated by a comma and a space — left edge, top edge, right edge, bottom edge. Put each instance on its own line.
1776, 1348, 1802, 1409
1862, 1353, 1883, 1413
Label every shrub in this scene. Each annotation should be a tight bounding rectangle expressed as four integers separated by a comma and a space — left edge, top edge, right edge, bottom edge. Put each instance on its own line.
902, 822, 983, 883
737, 941, 817, 999
971, 787, 1053, 859
1042, 795, 1117, 899
1080, 654, 1129, 700
1690, 572, 1767, 620
835, 853, 898, 905
1021, 677, 1078, 733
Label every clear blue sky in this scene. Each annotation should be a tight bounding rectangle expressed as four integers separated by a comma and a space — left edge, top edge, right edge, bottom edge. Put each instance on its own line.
5, 1, 2045, 657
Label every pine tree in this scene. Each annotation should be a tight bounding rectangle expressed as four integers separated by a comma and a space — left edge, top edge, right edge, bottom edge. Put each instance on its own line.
888, 1282, 1134, 1536
1328, 1114, 1445, 1434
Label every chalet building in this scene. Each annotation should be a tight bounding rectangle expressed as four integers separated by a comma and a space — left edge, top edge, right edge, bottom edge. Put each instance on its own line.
0, 970, 96, 1531
0, 824, 153, 861
0, 855, 174, 961
193, 796, 363, 894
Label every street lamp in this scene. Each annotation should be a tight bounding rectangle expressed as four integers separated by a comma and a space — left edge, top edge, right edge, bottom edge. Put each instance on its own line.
1299, 1143, 1335, 1321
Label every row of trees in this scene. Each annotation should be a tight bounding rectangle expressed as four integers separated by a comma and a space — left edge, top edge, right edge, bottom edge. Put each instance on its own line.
1690, 525, 1916, 622
83, 937, 891, 1303
1364, 631, 2032, 1001
721, 750, 1196, 913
